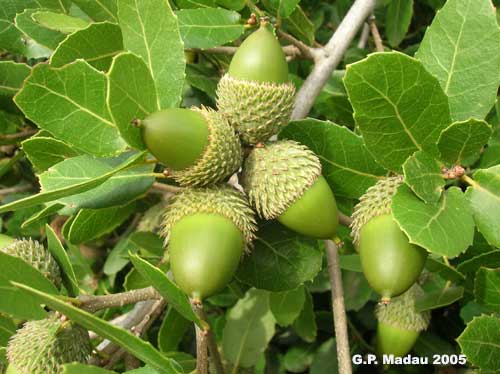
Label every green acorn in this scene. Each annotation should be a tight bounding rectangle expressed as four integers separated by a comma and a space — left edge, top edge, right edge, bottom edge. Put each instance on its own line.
141, 106, 242, 187
376, 284, 430, 358
242, 140, 338, 239
6, 315, 91, 374
161, 186, 257, 300
1, 238, 62, 289
216, 24, 296, 145
351, 176, 428, 302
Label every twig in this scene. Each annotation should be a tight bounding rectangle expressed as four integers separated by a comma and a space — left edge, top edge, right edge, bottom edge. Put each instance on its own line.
0, 128, 36, 141
0, 184, 33, 196
276, 29, 319, 61
291, 0, 376, 120
197, 307, 225, 374
191, 45, 303, 58
368, 14, 384, 52
79, 286, 161, 313
193, 303, 209, 374
357, 23, 370, 49
338, 212, 353, 227
152, 182, 183, 193
326, 239, 352, 374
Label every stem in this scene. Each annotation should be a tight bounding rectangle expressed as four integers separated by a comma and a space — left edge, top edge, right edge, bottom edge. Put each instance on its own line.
461, 174, 478, 187
79, 286, 161, 313
193, 303, 209, 374
338, 212, 353, 227
325, 239, 352, 374
197, 307, 225, 374
276, 29, 319, 61
368, 14, 384, 52
152, 182, 183, 193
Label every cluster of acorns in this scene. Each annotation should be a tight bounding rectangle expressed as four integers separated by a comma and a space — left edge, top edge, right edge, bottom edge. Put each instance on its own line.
141, 23, 339, 301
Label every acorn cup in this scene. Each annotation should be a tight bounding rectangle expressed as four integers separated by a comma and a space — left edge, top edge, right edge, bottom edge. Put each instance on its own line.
351, 176, 428, 303
1, 238, 62, 289
216, 23, 296, 145
375, 284, 430, 358
161, 186, 257, 300
242, 140, 338, 239
141, 106, 242, 187
6, 315, 91, 374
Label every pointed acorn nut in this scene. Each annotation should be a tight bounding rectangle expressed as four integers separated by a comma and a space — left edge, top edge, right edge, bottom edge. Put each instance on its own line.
6, 315, 91, 374
216, 24, 296, 145
141, 106, 242, 187
161, 186, 257, 300
242, 140, 338, 239
1, 238, 62, 289
351, 176, 428, 302
376, 284, 430, 358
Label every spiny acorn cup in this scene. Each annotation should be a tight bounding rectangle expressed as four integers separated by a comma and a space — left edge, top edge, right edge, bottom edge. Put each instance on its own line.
6, 315, 91, 374
141, 106, 242, 187
216, 24, 296, 144
351, 176, 428, 302
1, 238, 62, 289
376, 284, 430, 358
242, 140, 338, 239
161, 186, 257, 300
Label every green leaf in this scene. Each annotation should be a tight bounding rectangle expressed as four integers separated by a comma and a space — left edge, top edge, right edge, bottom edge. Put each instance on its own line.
32, 11, 90, 33
343, 271, 374, 311
266, 0, 300, 18
416, 0, 500, 121
107, 52, 158, 149
22, 136, 80, 173
386, 0, 414, 47
14, 60, 127, 156
475, 268, 500, 313
457, 315, 500, 371
292, 289, 317, 343
236, 222, 323, 292
438, 119, 493, 166
310, 339, 338, 374
118, 0, 185, 109
67, 203, 135, 244
176, 0, 216, 8
185, 64, 218, 99
13, 283, 183, 374
280, 120, 386, 199
71, 0, 118, 22
0, 61, 31, 97
62, 363, 117, 373
129, 232, 164, 257
425, 257, 465, 283
104, 236, 139, 277
402, 150, 444, 203
339, 254, 363, 273
51, 22, 123, 71
222, 288, 276, 368
46, 224, 80, 297
176, 8, 244, 49
413, 332, 456, 359
465, 166, 500, 247
0, 151, 146, 213
215, 0, 245, 10
129, 253, 203, 328
283, 344, 315, 373
270, 286, 305, 326
392, 185, 474, 257
344, 52, 451, 171
415, 285, 464, 312
158, 307, 191, 352
0, 314, 16, 346
0, 286, 47, 320
283, 6, 314, 45
15, 9, 65, 50
457, 250, 500, 274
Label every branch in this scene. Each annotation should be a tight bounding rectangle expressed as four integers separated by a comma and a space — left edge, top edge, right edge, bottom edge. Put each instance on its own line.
0, 128, 36, 141
291, 0, 376, 120
193, 304, 209, 374
276, 29, 319, 61
79, 287, 161, 313
368, 14, 384, 52
197, 307, 225, 374
325, 239, 352, 374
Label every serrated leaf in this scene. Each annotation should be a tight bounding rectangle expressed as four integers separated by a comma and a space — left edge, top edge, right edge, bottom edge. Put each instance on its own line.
475, 268, 500, 313
386, 0, 413, 47
344, 52, 451, 171
280, 119, 386, 199
438, 119, 493, 166
14, 60, 127, 156
22, 136, 80, 172
51, 22, 123, 71
416, 0, 500, 121
71, 0, 118, 22
270, 286, 305, 326
392, 185, 474, 257
0, 151, 146, 213
457, 315, 500, 371
176, 8, 244, 49
12, 283, 183, 374
222, 288, 276, 368
107, 52, 158, 149
129, 253, 203, 328
292, 289, 317, 343
32, 11, 90, 33
0, 61, 31, 97
415, 285, 463, 312
425, 257, 465, 283
15, 9, 65, 50
67, 203, 135, 244
118, 0, 185, 109
46, 224, 80, 297
457, 250, 500, 274
465, 166, 500, 247
403, 150, 444, 203
236, 222, 323, 292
